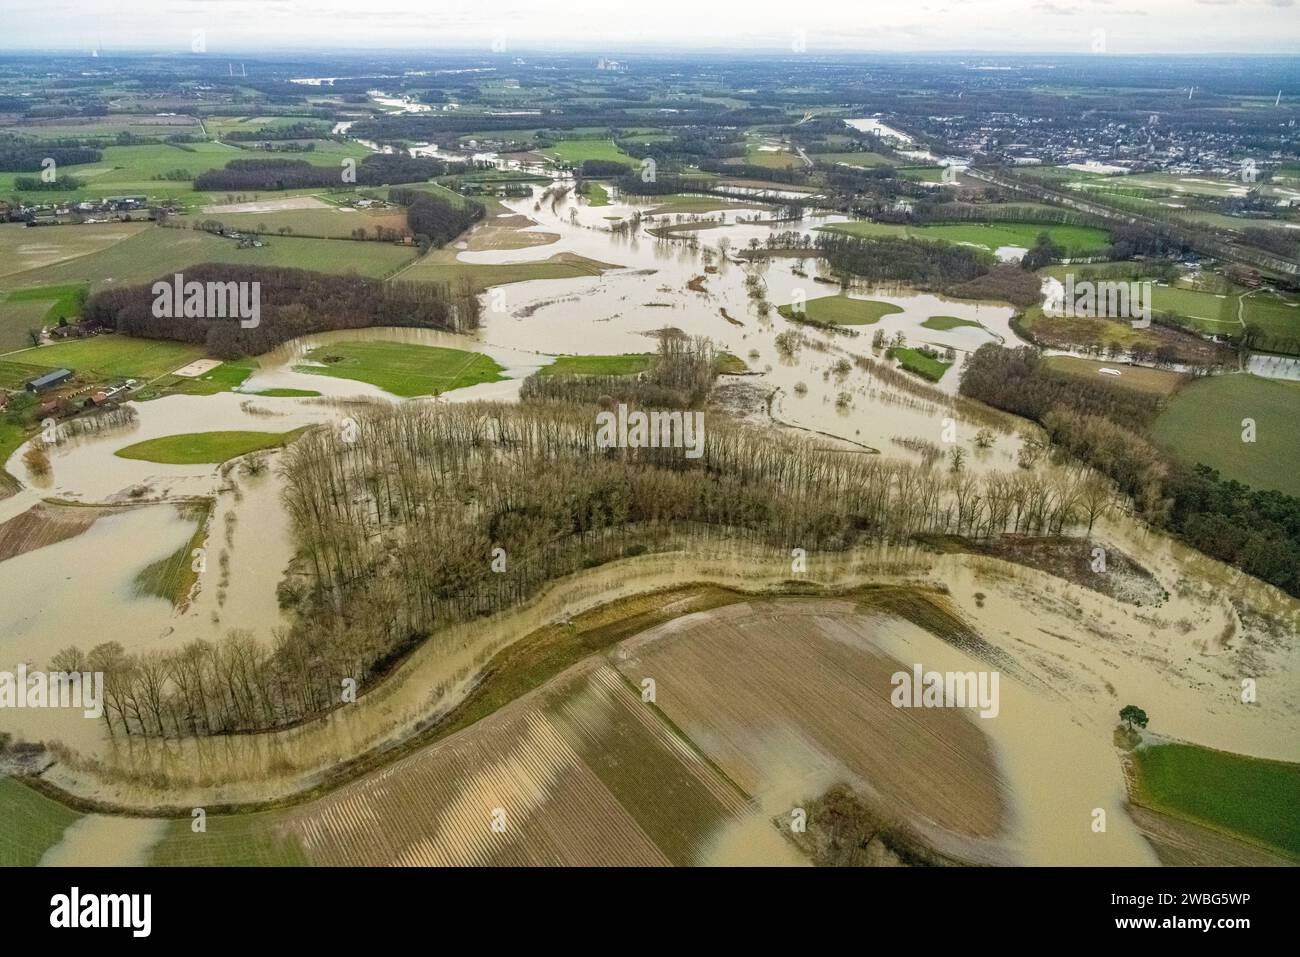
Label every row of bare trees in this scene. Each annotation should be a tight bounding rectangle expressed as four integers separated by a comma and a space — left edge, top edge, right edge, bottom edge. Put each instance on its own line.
51, 390, 1115, 739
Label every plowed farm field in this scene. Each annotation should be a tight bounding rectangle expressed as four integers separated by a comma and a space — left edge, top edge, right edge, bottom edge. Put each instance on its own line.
0, 503, 119, 563
272, 595, 1008, 866
281, 661, 754, 866
609, 598, 1009, 860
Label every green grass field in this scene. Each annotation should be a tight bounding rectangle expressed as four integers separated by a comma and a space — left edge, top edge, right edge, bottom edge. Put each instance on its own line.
1152, 374, 1300, 496
892, 346, 953, 381
10, 335, 204, 380
1044, 355, 1186, 396
896, 166, 949, 183
643, 194, 771, 215
0, 141, 373, 208
297, 340, 505, 397
160, 358, 257, 395
0, 419, 28, 491
1152, 283, 1241, 332
778, 295, 904, 326
0, 115, 202, 143
396, 181, 477, 207
922, 314, 983, 331
250, 388, 321, 397
174, 205, 409, 241
4, 226, 418, 290
740, 146, 802, 170
0, 284, 87, 333
0, 777, 80, 867
148, 812, 310, 867
0, 358, 49, 390
0, 221, 152, 280
539, 139, 632, 167
1130, 743, 1300, 859
818, 220, 1111, 257
579, 181, 611, 206
541, 353, 652, 376
1242, 289, 1300, 342
116, 428, 310, 464
0, 298, 51, 352
131, 501, 210, 606
205, 115, 325, 136
1035, 265, 1300, 342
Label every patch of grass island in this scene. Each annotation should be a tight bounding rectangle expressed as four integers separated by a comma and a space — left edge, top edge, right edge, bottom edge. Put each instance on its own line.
115, 428, 310, 465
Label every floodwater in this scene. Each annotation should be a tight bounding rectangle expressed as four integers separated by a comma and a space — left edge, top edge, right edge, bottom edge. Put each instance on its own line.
20, 528, 1292, 871
863, 599, 1158, 866
843, 117, 962, 166
38, 815, 166, 867
458, 182, 1021, 456
0, 393, 350, 750
3, 391, 337, 503
1, 170, 1297, 867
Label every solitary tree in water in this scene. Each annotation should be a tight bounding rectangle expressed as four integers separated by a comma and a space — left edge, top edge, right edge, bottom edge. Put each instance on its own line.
1119, 705, 1149, 731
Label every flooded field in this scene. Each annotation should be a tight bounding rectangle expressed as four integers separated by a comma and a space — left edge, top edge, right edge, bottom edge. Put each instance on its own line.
280, 661, 756, 866
19, 539, 1295, 868
2, 174, 1297, 869
611, 599, 1011, 864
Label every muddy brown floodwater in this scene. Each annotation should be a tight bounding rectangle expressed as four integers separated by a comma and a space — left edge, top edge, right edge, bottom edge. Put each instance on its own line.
0, 178, 1296, 869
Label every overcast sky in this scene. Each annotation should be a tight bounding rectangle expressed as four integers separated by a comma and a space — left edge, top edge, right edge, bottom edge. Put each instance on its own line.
2, 0, 1298, 55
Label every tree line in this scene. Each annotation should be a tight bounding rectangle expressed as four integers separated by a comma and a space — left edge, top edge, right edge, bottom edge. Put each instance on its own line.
520, 334, 719, 409
193, 154, 450, 191
388, 187, 484, 247
815, 233, 992, 287
221, 122, 331, 142
0, 145, 101, 171
71, 391, 1114, 739
959, 344, 1300, 596
83, 264, 480, 359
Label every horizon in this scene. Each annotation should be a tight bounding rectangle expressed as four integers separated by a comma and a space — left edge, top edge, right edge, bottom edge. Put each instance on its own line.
3, 47, 1300, 58
3, 0, 1299, 56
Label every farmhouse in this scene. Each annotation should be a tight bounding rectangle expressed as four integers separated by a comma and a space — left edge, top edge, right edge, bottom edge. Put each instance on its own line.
84, 382, 131, 407
25, 368, 73, 393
